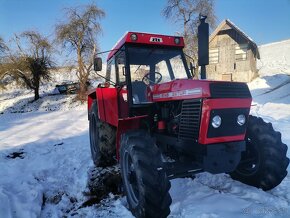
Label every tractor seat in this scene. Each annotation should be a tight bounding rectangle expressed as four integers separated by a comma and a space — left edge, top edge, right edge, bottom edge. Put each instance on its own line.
131, 81, 150, 104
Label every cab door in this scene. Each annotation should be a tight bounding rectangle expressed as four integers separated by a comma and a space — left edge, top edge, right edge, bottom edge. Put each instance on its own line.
97, 50, 129, 126
97, 57, 119, 126
115, 49, 129, 118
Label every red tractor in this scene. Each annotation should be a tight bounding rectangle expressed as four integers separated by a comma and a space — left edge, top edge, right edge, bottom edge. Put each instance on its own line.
88, 17, 289, 217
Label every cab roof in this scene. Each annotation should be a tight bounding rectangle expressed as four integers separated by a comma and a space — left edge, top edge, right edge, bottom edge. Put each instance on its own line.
107, 32, 185, 61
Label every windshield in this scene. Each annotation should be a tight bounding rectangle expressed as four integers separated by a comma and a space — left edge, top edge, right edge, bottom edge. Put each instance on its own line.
127, 47, 190, 84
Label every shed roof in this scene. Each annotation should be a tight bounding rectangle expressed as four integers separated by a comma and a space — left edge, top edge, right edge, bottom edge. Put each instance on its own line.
210, 19, 260, 59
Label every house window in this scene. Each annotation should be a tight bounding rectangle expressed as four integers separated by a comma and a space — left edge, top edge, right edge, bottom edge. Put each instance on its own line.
209, 48, 219, 64
235, 44, 248, 61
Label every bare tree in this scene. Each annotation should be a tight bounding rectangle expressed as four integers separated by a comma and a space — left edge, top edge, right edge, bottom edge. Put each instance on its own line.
0, 36, 7, 55
55, 4, 105, 101
0, 31, 54, 100
163, 0, 216, 63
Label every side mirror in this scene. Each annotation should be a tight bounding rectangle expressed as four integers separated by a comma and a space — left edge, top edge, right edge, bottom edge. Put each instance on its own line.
94, 57, 102, 71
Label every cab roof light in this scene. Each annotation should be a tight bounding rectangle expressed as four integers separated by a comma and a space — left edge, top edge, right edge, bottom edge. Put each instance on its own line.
130, 33, 138, 41
174, 37, 180, 44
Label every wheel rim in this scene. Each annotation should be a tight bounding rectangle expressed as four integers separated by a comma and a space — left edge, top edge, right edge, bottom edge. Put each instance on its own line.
123, 150, 139, 207
236, 138, 260, 176
89, 114, 98, 158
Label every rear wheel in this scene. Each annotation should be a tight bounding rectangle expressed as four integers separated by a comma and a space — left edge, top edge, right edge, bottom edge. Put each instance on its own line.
89, 101, 116, 167
230, 115, 289, 190
120, 130, 172, 218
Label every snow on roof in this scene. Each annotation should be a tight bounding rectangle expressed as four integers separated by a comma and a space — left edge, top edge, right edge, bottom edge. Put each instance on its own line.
210, 19, 260, 58
257, 38, 290, 76
259, 38, 290, 48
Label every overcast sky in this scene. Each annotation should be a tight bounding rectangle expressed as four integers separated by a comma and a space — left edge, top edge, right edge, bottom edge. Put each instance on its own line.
1, 0, 290, 52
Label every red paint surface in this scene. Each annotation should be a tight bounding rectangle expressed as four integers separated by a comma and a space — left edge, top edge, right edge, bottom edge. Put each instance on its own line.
107, 32, 185, 61
96, 88, 106, 122
101, 88, 119, 127
151, 79, 211, 101
116, 115, 148, 159
118, 88, 129, 118
199, 98, 252, 144
87, 95, 93, 113
158, 121, 166, 130
87, 88, 97, 112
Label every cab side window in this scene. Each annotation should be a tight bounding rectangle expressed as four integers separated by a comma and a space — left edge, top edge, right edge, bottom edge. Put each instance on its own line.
116, 51, 126, 84
106, 58, 116, 84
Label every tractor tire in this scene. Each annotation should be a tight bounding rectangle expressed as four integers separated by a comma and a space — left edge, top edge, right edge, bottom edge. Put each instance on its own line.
89, 101, 116, 167
230, 115, 289, 191
120, 130, 172, 218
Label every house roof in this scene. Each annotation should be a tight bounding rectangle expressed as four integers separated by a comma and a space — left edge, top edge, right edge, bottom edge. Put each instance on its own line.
210, 19, 260, 59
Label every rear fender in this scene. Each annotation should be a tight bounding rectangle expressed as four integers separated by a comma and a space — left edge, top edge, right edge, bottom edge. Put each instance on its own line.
87, 89, 97, 120
116, 115, 148, 160
87, 88, 107, 123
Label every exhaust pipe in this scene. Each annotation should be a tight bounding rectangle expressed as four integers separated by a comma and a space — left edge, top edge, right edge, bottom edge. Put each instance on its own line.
198, 15, 209, 79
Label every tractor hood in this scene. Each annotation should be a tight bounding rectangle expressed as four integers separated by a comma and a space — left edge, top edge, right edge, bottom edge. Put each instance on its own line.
150, 79, 251, 102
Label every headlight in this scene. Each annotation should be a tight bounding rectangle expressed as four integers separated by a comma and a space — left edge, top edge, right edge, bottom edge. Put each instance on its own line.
212, 115, 222, 128
237, 114, 246, 126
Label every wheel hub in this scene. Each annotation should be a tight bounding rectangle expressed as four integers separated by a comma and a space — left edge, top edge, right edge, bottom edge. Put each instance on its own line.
236, 137, 260, 175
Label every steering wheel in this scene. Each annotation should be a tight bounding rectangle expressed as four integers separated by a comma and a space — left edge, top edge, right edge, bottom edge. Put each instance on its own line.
142, 72, 163, 85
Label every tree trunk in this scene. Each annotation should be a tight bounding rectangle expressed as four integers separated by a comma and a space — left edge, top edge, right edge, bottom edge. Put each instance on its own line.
76, 49, 89, 102
78, 80, 88, 102
33, 73, 40, 101
34, 87, 39, 101
77, 68, 88, 102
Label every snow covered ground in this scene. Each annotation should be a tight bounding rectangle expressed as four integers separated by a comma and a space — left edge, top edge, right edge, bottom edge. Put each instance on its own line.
1, 72, 290, 217
257, 39, 290, 77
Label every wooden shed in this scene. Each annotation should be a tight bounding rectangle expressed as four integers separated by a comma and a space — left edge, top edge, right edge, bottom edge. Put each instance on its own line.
206, 19, 260, 82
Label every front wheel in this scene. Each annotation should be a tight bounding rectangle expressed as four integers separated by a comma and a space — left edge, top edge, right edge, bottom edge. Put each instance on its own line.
120, 130, 172, 218
230, 115, 289, 190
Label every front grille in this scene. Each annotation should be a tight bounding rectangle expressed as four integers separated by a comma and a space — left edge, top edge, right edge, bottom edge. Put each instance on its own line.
210, 82, 251, 99
178, 99, 202, 141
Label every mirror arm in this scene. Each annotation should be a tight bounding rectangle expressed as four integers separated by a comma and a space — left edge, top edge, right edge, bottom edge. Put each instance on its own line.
95, 49, 119, 56
95, 72, 116, 86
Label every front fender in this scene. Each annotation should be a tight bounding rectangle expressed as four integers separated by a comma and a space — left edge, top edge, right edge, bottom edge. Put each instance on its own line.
116, 115, 148, 160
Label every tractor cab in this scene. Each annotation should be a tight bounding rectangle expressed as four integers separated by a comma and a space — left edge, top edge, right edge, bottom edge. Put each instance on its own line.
92, 32, 192, 115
